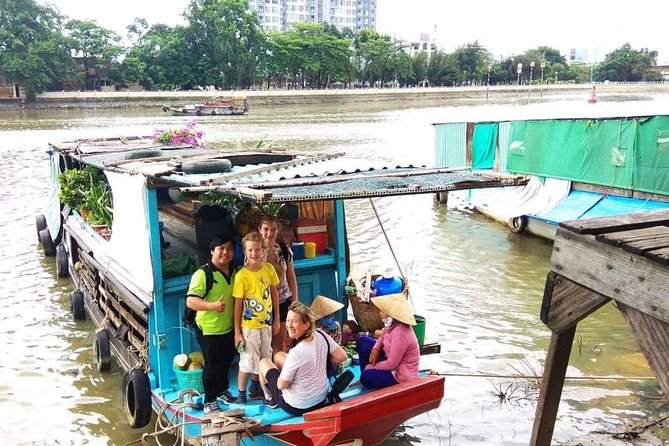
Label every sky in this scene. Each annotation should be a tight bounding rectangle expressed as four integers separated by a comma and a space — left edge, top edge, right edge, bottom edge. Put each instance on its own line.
42, 0, 669, 64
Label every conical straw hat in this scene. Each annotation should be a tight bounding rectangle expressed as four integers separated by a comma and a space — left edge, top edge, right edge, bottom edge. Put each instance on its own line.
310, 295, 344, 320
371, 290, 416, 326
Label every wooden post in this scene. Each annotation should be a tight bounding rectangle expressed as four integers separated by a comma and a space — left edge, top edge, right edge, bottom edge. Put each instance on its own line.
530, 325, 576, 446
618, 303, 669, 396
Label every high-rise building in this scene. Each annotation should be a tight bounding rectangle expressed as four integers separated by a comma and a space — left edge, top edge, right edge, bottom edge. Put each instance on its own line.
248, 0, 376, 33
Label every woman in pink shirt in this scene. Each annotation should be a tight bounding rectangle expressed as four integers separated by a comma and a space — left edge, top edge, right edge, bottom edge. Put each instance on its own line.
356, 290, 420, 389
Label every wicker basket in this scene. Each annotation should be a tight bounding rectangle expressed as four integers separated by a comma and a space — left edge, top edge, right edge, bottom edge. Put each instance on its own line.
174, 367, 204, 393
347, 293, 384, 332
346, 273, 406, 333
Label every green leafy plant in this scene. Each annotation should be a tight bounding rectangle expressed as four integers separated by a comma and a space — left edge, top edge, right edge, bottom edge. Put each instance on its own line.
59, 166, 100, 209
58, 166, 113, 227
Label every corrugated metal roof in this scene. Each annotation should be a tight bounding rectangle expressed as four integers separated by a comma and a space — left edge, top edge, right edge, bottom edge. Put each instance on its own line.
50, 136, 528, 202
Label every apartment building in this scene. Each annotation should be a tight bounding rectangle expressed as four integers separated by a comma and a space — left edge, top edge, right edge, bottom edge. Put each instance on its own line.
248, 0, 376, 33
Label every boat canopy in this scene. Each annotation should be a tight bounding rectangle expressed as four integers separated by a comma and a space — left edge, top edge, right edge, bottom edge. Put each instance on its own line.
50, 136, 528, 203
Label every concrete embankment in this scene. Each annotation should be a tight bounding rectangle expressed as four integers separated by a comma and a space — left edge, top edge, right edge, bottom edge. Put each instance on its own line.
2, 83, 668, 109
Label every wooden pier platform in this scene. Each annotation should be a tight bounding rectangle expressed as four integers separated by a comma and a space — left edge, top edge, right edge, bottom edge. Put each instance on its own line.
531, 210, 669, 446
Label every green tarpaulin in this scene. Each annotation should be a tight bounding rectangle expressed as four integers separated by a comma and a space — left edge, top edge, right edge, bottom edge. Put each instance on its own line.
505, 116, 669, 196
472, 123, 497, 169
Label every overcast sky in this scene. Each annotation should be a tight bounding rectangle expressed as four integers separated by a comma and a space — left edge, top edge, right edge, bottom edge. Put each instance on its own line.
43, 0, 669, 63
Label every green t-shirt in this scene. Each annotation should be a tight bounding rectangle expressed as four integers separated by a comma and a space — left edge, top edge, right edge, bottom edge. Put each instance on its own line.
233, 262, 280, 329
187, 267, 235, 335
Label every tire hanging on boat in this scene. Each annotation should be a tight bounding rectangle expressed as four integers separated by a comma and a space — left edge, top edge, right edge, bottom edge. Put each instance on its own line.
94, 330, 112, 372
181, 159, 232, 174
56, 243, 69, 278
509, 215, 528, 234
125, 149, 163, 160
39, 228, 56, 256
70, 290, 85, 320
35, 214, 47, 241
122, 368, 152, 428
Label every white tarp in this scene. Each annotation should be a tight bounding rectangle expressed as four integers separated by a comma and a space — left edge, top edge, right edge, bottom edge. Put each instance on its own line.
468, 176, 571, 224
103, 171, 154, 301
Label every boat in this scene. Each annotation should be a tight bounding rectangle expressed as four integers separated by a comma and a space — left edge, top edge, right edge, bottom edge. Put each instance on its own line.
163, 96, 249, 116
432, 102, 669, 240
36, 136, 526, 445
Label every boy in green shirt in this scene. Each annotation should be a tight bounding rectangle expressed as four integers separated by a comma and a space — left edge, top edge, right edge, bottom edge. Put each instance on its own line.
186, 233, 237, 414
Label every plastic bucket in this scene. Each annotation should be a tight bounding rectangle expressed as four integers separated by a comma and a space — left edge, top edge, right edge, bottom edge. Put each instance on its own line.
304, 241, 317, 259
413, 315, 425, 346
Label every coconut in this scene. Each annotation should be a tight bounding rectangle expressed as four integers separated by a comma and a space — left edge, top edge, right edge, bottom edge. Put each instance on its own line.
187, 362, 203, 371
188, 351, 204, 366
173, 353, 190, 371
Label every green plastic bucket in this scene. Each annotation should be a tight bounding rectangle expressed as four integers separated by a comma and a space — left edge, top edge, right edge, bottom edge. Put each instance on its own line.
413, 315, 426, 346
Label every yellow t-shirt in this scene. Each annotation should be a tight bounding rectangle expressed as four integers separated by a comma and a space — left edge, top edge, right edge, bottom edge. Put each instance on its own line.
233, 262, 280, 329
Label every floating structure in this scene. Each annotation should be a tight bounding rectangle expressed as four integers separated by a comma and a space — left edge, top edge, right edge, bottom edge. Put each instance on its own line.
531, 210, 669, 445
163, 96, 249, 116
433, 103, 669, 239
36, 136, 526, 445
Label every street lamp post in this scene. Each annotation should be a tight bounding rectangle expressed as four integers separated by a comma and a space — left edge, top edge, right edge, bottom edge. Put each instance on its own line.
540, 61, 546, 97
528, 61, 535, 100
486, 63, 492, 100
516, 63, 522, 98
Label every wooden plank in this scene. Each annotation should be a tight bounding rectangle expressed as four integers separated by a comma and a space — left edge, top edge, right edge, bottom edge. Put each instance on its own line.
596, 226, 669, 247
560, 210, 669, 235
618, 303, 669, 399
623, 235, 669, 256
543, 274, 610, 334
530, 325, 576, 446
646, 247, 669, 265
551, 227, 669, 324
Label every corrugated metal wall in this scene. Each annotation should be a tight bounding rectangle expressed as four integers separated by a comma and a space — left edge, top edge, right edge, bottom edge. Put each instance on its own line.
434, 123, 467, 168
497, 122, 513, 174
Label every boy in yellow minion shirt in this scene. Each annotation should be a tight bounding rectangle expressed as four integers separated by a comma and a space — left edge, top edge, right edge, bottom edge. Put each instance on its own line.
233, 232, 280, 405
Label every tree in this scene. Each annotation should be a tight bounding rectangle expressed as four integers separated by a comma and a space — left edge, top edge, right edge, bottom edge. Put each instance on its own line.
411, 52, 428, 86
453, 41, 488, 85
354, 30, 409, 87
596, 43, 657, 82
0, 0, 75, 98
183, 0, 265, 89
65, 20, 123, 90
124, 24, 194, 90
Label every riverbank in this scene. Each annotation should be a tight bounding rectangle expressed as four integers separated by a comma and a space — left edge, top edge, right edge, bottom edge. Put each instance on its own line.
3, 82, 669, 109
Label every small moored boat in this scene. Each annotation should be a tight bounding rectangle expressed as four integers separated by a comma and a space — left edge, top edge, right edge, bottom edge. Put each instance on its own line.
163, 96, 249, 116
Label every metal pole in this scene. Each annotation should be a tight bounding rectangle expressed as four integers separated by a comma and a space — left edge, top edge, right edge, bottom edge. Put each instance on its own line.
516, 63, 522, 98
540, 61, 545, 97
486, 64, 492, 100
528, 61, 535, 101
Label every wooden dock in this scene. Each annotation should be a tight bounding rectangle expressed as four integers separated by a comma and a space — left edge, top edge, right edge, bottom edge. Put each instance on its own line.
531, 210, 669, 445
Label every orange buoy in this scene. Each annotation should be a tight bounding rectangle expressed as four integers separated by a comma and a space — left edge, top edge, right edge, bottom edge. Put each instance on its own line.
588, 86, 598, 104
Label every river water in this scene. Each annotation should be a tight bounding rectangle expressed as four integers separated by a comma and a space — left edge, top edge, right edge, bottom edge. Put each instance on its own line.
0, 99, 665, 445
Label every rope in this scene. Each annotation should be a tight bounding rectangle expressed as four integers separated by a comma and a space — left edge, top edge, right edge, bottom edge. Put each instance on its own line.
368, 198, 416, 311
424, 370, 655, 381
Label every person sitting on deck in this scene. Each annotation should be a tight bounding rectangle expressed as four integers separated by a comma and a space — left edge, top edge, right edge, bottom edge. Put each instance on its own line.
185, 233, 238, 414
310, 294, 344, 345
356, 290, 420, 390
258, 302, 347, 414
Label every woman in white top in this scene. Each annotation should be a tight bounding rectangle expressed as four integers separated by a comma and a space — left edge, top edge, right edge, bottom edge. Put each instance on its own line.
259, 302, 347, 414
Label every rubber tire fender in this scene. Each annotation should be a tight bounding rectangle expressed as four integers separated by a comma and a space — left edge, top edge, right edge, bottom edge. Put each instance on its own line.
122, 369, 152, 428
36, 214, 47, 241
70, 290, 86, 321
39, 228, 56, 256
181, 159, 232, 174
509, 215, 528, 234
94, 330, 112, 372
125, 149, 163, 160
55, 243, 69, 278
